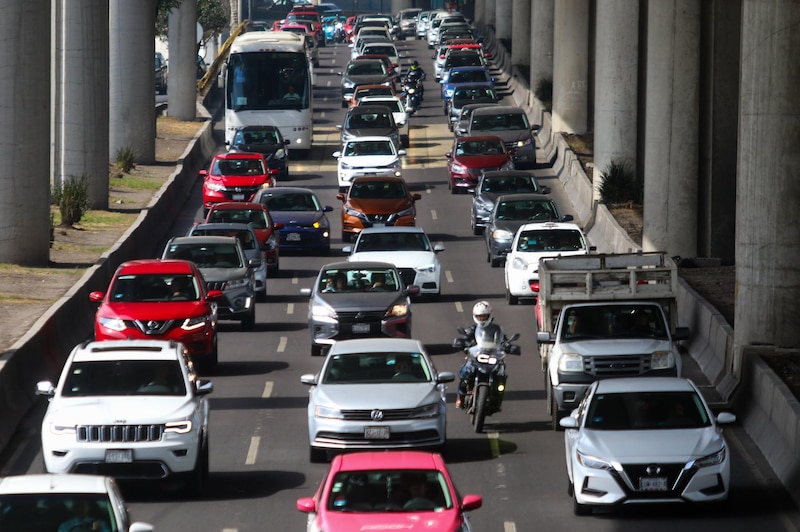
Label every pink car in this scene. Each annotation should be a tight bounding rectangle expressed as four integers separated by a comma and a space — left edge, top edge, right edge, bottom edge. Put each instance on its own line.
297, 451, 482, 532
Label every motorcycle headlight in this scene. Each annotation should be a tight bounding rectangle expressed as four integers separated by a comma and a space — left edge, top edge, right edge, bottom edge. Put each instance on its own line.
98, 316, 126, 332
385, 302, 409, 317
690, 446, 727, 469
558, 352, 583, 372
491, 229, 513, 241
651, 350, 675, 370
577, 450, 616, 471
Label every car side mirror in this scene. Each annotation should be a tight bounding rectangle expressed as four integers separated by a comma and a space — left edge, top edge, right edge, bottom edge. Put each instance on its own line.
561, 215, 574, 222
336, 193, 346, 201
412, 193, 422, 201
333, 151, 342, 158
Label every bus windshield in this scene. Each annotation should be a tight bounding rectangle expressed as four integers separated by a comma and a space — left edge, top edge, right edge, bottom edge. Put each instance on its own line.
227, 51, 310, 111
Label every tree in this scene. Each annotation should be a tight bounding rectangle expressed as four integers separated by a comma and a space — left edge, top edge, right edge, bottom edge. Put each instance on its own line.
156, 0, 229, 46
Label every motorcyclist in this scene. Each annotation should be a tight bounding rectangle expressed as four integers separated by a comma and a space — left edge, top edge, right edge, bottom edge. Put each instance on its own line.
455, 301, 501, 408
404, 60, 426, 100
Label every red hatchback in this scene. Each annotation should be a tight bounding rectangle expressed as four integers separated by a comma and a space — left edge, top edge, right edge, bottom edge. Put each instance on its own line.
200, 152, 276, 216
204, 202, 282, 272
89, 259, 222, 368
297, 451, 482, 532
445, 135, 514, 194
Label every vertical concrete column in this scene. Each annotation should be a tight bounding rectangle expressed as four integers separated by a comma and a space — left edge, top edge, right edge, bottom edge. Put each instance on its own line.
391, 0, 413, 12
735, 0, 800, 353
495, 0, 512, 40
474, 0, 485, 26
592, 0, 639, 200
0, 0, 51, 265
484, 0, 496, 29
551, 0, 589, 134
529, 0, 554, 96
54, 0, 109, 209
168, 0, 198, 121
511, 0, 531, 68
642, 0, 700, 257
109, 0, 157, 164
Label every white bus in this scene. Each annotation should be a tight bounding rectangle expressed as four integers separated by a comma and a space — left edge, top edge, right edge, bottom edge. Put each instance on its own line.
225, 31, 313, 154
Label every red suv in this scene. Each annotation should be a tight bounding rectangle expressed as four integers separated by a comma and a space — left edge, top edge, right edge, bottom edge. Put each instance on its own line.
89, 259, 222, 369
201, 152, 276, 217
204, 202, 282, 272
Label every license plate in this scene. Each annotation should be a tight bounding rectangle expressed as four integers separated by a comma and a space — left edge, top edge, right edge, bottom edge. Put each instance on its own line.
372, 223, 385, 228
364, 426, 390, 439
105, 449, 133, 464
639, 477, 668, 491
287, 233, 301, 241
352, 323, 370, 334
232, 194, 245, 201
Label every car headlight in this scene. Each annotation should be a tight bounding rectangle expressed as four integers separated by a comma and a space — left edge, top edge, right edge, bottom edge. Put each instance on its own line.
205, 181, 225, 192
340, 160, 352, 170
49, 424, 77, 435
182, 314, 212, 331
165, 420, 193, 434
651, 350, 675, 370
385, 302, 409, 317
409, 403, 440, 418
576, 450, 616, 471
311, 300, 337, 320
415, 263, 436, 273
396, 205, 415, 217
511, 257, 529, 270
690, 446, 727, 469
475, 199, 493, 213
491, 229, 513, 241
450, 162, 467, 174
444, 89, 454, 98
342, 80, 355, 89
344, 206, 368, 220
224, 278, 250, 290
501, 160, 516, 170
315, 405, 344, 419
98, 316, 126, 332
558, 352, 583, 372
259, 181, 272, 190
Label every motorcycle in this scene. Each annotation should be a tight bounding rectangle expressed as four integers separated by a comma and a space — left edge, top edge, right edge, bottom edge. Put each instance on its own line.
453, 326, 521, 433
401, 77, 423, 115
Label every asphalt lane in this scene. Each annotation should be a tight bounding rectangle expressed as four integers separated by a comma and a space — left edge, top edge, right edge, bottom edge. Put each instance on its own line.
4, 37, 799, 532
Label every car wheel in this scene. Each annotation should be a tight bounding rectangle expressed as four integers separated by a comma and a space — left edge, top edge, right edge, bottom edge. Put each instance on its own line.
241, 308, 256, 331
311, 344, 323, 357
185, 438, 209, 496
309, 446, 327, 463
490, 256, 501, 268
208, 336, 219, 370
550, 384, 564, 431
256, 286, 267, 303
341, 231, 351, 242
507, 289, 519, 305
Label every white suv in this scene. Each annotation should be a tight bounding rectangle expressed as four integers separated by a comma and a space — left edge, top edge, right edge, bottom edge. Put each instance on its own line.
37, 339, 213, 494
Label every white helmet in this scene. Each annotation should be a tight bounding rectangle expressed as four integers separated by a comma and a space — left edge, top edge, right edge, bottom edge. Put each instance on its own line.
472, 300, 493, 326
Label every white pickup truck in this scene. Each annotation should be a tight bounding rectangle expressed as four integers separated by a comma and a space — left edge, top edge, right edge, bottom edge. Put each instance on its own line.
535, 252, 690, 429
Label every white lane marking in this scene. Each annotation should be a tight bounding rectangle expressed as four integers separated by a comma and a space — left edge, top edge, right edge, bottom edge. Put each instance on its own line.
431, 210, 438, 220
487, 431, 500, 458
455, 301, 463, 313
262, 381, 273, 399
504, 522, 517, 532
277, 337, 287, 353
245, 436, 260, 465
287, 303, 294, 315
292, 275, 299, 285
445, 270, 454, 283
222, 529, 238, 532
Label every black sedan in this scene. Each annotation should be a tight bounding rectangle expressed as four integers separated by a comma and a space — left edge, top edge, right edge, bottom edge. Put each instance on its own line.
253, 187, 333, 255
338, 58, 396, 107
227, 126, 291, 180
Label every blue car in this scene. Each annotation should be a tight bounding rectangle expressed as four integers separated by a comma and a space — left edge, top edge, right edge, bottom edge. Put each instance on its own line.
440, 67, 497, 115
253, 187, 333, 254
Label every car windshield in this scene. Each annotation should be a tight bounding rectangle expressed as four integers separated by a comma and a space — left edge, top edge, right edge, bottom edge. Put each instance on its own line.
347, 62, 386, 76
356, 232, 431, 252
516, 229, 584, 252
584, 391, 711, 430
207, 208, 270, 228
326, 469, 451, 512
322, 352, 431, 384
345, 140, 394, 156
233, 129, 281, 145
110, 273, 199, 302
191, 228, 257, 251
456, 139, 504, 156
318, 267, 400, 293
472, 112, 529, 131
560, 305, 669, 342
349, 180, 407, 199
0, 494, 116, 530
211, 158, 265, 175
453, 88, 495, 103
449, 70, 488, 83
495, 200, 557, 221
262, 192, 320, 211
61, 360, 186, 397
165, 243, 244, 268
346, 112, 392, 129
481, 175, 539, 194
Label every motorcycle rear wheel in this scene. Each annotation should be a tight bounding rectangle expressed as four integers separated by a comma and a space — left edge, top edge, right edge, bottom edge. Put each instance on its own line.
472, 386, 489, 433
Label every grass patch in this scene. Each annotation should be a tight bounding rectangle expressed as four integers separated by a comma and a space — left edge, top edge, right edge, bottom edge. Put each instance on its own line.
52, 208, 137, 229
110, 174, 165, 191
157, 116, 205, 138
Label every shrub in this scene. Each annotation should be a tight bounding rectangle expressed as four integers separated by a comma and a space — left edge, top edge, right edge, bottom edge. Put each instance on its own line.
52, 174, 91, 227
534, 78, 552, 108
114, 145, 137, 173
598, 159, 642, 204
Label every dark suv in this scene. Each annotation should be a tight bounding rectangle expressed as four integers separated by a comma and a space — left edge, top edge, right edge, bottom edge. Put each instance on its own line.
458, 105, 538, 169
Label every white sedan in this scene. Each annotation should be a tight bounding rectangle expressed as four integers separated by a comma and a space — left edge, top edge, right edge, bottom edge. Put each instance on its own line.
560, 377, 736, 515
344, 226, 444, 296
333, 136, 405, 192
504, 222, 592, 305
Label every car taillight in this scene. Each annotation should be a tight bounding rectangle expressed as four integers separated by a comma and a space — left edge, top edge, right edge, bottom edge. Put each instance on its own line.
529, 281, 540, 293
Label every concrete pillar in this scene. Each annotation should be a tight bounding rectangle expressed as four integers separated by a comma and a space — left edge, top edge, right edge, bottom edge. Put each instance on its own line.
642, 0, 700, 257
551, 0, 589, 134
484, 0, 496, 29
110, 0, 157, 164
474, 0, 485, 26
391, 0, 414, 12
735, 0, 800, 353
529, 0, 554, 96
168, 0, 198, 121
0, 0, 51, 265
54, 0, 109, 210
511, 0, 531, 68
697, 0, 739, 264
495, 0, 512, 40
592, 0, 639, 201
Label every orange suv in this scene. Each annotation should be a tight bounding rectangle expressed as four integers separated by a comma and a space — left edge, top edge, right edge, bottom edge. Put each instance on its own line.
336, 176, 421, 242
